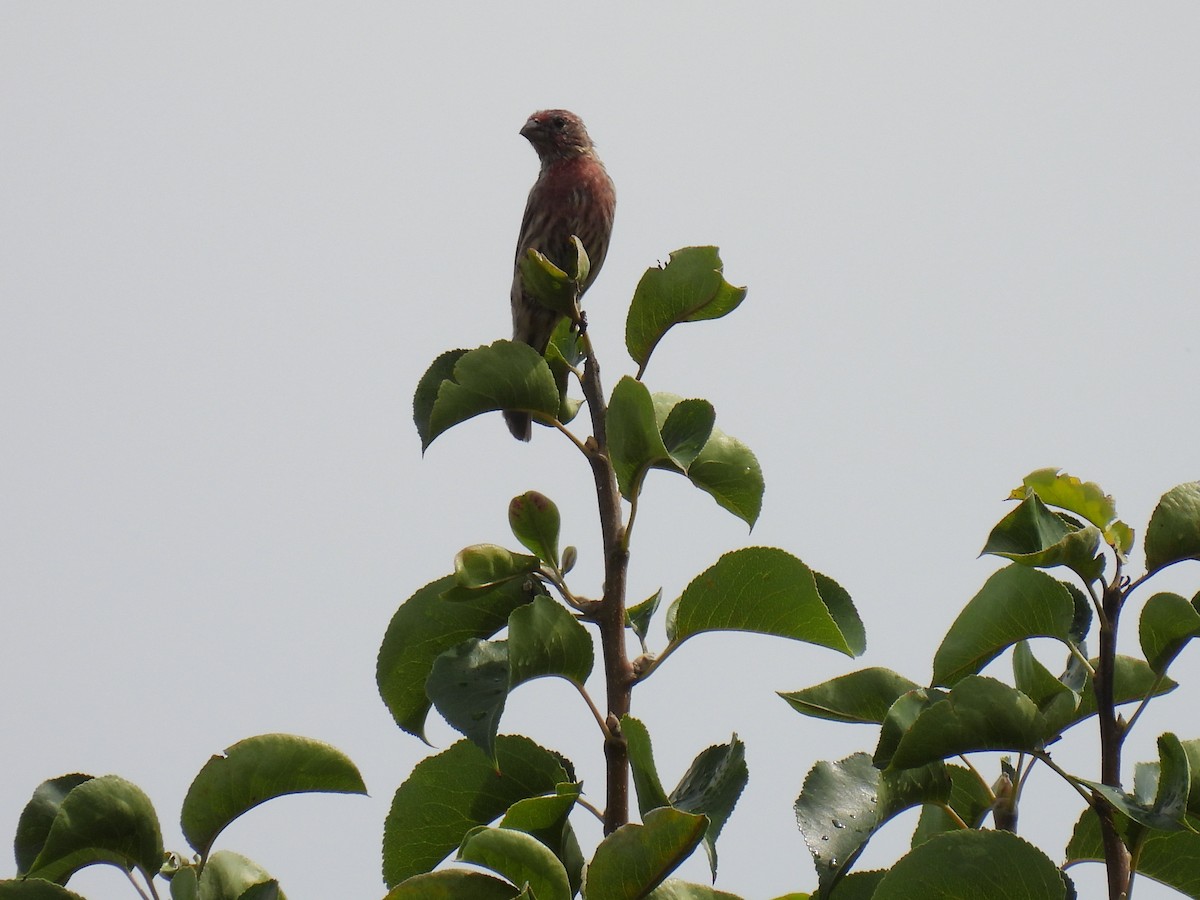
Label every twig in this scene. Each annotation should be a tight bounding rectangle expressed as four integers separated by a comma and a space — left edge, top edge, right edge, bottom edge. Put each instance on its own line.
574, 681, 614, 740
1095, 563, 1132, 898
576, 319, 634, 835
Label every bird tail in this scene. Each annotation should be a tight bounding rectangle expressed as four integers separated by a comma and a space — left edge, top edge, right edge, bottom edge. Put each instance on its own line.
504, 410, 532, 441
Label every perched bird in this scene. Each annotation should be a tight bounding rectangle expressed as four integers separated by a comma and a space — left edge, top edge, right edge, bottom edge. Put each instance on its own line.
506, 109, 616, 440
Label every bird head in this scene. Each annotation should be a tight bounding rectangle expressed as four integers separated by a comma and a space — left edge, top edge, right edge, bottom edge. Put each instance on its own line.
520, 109, 595, 160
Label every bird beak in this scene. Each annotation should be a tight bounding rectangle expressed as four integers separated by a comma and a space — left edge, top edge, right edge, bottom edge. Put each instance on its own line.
520, 118, 539, 140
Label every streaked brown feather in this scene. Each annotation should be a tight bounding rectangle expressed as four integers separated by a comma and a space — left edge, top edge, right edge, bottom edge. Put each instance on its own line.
506, 110, 616, 440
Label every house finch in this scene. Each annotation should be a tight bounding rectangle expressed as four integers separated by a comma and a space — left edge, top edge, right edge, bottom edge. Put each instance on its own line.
506, 109, 616, 440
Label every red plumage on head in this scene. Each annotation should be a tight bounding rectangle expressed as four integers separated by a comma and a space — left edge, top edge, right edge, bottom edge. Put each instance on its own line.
506, 110, 616, 441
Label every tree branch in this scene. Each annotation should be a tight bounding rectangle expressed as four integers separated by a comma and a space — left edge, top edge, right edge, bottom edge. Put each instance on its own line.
1096, 566, 1131, 899
577, 329, 634, 834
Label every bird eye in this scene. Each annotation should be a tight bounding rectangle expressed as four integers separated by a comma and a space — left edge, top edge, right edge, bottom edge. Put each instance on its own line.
551, 115, 567, 130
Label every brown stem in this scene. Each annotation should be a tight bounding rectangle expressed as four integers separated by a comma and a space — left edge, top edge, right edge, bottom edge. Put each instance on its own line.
1096, 575, 1131, 899
578, 335, 633, 834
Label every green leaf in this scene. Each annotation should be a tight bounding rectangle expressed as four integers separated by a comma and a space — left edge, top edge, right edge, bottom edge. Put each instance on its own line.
825, 871, 888, 899
377, 575, 532, 741
648, 392, 764, 527
779, 668, 920, 725
767, 874, 885, 900
1146, 482, 1200, 575
1140, 592, 1200, 675
1014, 467, 1133, 554
498, 784, 584, 896
458, 826, 571, 900
795, 752, 951, 895
1182, 739, 1200, 816
659, 399, 716, 470
626, 589, 663, 647
568, 236, 590, 286
982, 493, 1104, 583
583, 807, 708, 899
508, 594, 593, 688
886, 677, 1046, 771
518, 248, 577, 318
608, 376, 674, 498
1063, 807, 1120, 862
545, 317, 584, 426
874, 829, 1070, 899
14, 774, 93, 875
1083, 782, 1187, 833
382, 736, 572, 887
426, 639, 510, 760
874, 689, 947, 770
1066, 808, 1200, 896
1107, 520, 1136, 556
417, 341, 561, 449
0, 882, 87, 900
168, 865, 199, 900
624, 715, 672, 816
454, 544, 541, 590
1064, 581, 1094, 645
1081, 734, 1192, 833
1011, 641, 1081, 739
499, 784, 581, 832
644, 882, 745, 900
813, 572, 867, 659
451, 547, 537, 595
625, 247, 747, 376
931, 565, 1078, 687
1155, 733, 1192, 823
796, 753, 883, 888
668, 736, 748, 879
196, 851, 281, 900
668, 547, 862, 657
624, 718, 746, 879
24, 775, 163, 884
911, 763, 995, 846
1070, 655, 1176, 728
181, 734, 365, 859
1015, 469, 1122, 532
508, 492, 561, 568
383, 870, 521, 900
685, 426, 764, 529
234, 882, 282, 900
414, 349, 467, 449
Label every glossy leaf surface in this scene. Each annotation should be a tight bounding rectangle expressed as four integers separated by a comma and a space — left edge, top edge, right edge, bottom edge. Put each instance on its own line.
458, 826, 571, 900
382, 870, 519, 900
932, 565, 1077, 687
584, 808, 708, 899
14, 774, 93, 875
669, 548, 862, 657
377, 575, 532, 740
508, 491, 561, 568
886, 677, 1046, 770
1139, 591, 1200, 675
24, 775, 162, 883
416, 342, 560, 449
874, 829, 1070, 899
780, 669, 919, 725
1145, 482, 1200, 574
182, 733, 365, 859
626, 247, 746, 375
382, 736, 571, 887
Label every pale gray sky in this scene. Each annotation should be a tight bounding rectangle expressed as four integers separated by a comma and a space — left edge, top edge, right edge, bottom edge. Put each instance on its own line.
3, 4, 1199, 898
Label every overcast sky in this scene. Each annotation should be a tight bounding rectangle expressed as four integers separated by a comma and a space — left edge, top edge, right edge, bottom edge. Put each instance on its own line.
3, 4, 1199, 899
